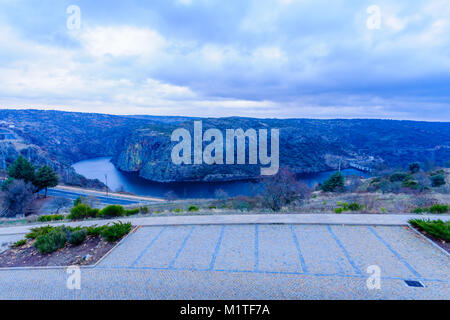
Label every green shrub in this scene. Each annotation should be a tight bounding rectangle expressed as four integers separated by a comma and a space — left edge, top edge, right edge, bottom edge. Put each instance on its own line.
188, 205, 199, 212
412, 204, 449, 214
68, 204, 91, 220
73, 196, 85, 206
34, 227, 67, 254
125, 208, 140, 216
208, 205, 217, 209
429, 204, 449, 214
430, 174, 446, 187
409, 219, 449, 241
402, 180, 419, 189
85, 225, 108, 237
88, 208, 100, 217
335, 202, 362, 212
321, 172, 345, 192
140, 206, 149, 214
12, 239, 27, 248
347, 202, 363, 211
380, 207, 386, 214
26, 225, 55, 239
390, 172, 408, 182
101, 222, 132, 242
68, 229, 87, 246
172, 208, 183, 213
99, 205, 125, 218
37, 214, 64, 222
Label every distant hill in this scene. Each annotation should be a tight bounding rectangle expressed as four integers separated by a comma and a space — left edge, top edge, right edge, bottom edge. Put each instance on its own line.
1, 109, 449, 183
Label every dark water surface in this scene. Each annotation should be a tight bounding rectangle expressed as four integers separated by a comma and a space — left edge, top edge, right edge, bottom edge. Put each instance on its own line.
72, 157, 369, 199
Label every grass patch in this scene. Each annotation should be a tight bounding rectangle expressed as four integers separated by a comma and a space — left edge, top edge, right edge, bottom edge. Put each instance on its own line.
334, 202, 364, 213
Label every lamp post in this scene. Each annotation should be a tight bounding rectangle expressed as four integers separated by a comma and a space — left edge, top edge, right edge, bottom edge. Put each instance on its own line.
105, 174, 108, 197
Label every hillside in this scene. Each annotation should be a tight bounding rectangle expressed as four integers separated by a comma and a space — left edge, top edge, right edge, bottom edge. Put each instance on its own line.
1, 109, 449, 183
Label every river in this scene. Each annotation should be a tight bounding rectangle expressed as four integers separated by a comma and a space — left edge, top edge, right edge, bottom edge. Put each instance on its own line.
72, 157, 369, 199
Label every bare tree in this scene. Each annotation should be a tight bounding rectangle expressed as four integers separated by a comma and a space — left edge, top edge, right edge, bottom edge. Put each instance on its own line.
260, 167, 311, 211
0, 179, 35, 217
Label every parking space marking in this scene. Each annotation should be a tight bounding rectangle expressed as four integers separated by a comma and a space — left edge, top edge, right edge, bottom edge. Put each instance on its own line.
290, 225, 308, 273
209, 225, 226, 270
96, 224, 448, 285
254, 225, 259, 271
168, 226, 195, 269
327, 225, 362, 275
131, 226, 167, 267
213, 225, 256, 271
368, 226, 421, 278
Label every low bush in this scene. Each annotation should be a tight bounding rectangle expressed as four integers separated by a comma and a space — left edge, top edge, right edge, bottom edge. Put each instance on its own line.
85, 225, 108, 237
402, 180, 419, 189
68, 204, 91, 220
188, 205, 199, 212
335, 202, 363, 213
429, 204, 449, 214
140, 206, 149, 214
99, 205, 125, 218
172, 208, 183, 213
347, 202, 363, 211
390, 172, 409, 182
12, 239, 27, 247
412, 204, 449, 214
20, 223, 133, 255
88, 208, 100, 217
208, 205, 217, 209
412, 207, 425, 214
125, 208, 140, 216
37, 214, 64, 222
34, 227, 67, 254
101, 222, 132, 242
430, 174, 446, 187
409, 219, 449, 241
26, 225, 55, 239
68, 229, 87, 246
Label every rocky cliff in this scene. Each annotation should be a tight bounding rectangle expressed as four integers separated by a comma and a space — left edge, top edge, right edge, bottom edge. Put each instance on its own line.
113, 117, 450, 182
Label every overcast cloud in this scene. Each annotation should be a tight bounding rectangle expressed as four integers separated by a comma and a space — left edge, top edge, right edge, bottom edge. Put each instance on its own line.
0, 0, 449, 120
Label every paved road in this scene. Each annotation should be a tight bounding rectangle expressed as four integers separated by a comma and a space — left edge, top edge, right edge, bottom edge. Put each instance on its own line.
0, 224, 448, 299
44, 188, 147, 206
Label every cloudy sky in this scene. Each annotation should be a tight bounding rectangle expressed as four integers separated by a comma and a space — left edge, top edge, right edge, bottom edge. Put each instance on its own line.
0, 0, 449, 120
